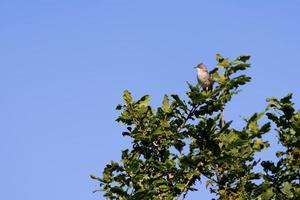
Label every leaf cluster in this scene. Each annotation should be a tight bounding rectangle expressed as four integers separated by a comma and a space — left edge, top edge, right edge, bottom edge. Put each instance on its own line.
92, 54, 300, 200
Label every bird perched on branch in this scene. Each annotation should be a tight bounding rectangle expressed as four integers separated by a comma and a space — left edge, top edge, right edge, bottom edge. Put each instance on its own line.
195, 63, 213, 92
196, 63, 225, 127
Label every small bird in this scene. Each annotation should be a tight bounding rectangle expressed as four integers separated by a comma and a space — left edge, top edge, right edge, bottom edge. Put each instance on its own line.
195, 63, 213, 92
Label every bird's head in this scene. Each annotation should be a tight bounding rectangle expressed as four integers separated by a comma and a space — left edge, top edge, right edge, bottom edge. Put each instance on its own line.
194, 63, 208, 71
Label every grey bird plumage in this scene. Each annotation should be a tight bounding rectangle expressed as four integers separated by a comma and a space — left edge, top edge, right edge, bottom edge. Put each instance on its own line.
195, 63, 213, 92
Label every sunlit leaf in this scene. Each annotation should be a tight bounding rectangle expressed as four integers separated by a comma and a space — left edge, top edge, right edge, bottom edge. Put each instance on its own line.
123, 90, 133, 104
162, 95, 170, 113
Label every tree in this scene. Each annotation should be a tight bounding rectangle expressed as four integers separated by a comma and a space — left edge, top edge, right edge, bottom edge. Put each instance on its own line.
91, 54, 300, 200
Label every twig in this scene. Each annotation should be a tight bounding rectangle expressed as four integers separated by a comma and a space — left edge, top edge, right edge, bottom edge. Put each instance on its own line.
178, 104, 199, 132
220, 105, 225, 128
220, 89, 228, 128
181, 176, 194, 200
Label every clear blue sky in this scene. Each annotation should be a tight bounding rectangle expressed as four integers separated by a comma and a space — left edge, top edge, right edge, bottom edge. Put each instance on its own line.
1, 1, 300, 200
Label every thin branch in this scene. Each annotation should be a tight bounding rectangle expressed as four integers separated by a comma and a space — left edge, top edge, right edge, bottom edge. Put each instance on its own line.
181, 176, 194, 200
178, 104, 199, 131
220, 105, 225, 128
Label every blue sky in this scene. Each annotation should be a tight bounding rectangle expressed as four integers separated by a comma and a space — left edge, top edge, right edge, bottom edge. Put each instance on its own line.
1, 1, 300, 199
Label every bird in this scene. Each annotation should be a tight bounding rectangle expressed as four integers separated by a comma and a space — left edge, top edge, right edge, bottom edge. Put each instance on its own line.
195, 63, 213, 92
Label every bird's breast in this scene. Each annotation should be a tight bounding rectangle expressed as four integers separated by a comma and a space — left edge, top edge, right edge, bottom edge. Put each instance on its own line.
197, 70, 209, 81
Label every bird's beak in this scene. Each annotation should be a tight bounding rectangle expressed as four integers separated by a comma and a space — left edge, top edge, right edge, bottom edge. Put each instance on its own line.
193, 67, 197, 69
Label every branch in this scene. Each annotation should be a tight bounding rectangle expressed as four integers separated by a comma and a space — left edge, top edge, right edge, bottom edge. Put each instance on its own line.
181, 176, 194, 200
178, 104, 199, 132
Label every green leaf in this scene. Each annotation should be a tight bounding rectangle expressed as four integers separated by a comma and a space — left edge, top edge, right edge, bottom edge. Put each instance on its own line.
123, 90, 133, 105
253, 139, 268, 151
110, 186, 127, 196
282, 182, 293, 198
175, 183, 186, 191
205, 180, 214, 189
258, 122, 271, 136
115, 104, 122, 110
158, 184, 169, 191
171, 94, 187, 110
217, 58, 230, 68
292, 109, 300, 130
247, 112, 265, 132
162, 95, 170, 113
275, 151, 284, 158
217, 73, 227, 84
216, 53, 225, 63
133, 189, 149, 199
136, 95, 150, 107
153, 179, 168, 186
266, 97, 279, 107
226, 131, 240, 144
90, 175, 101, 181
280, 93, 293, 104
165, 159, 175, 168
259, 188, 274, 200
174, 140, 185, 152
117, 110, 132, 122
236, 55, 251, 63
228, 75, 251, 89
229, 63, 250, 75
249, 120, 259, 132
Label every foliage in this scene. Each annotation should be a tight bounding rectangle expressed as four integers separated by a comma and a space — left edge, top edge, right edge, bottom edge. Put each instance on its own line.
91, 54, 300, 200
